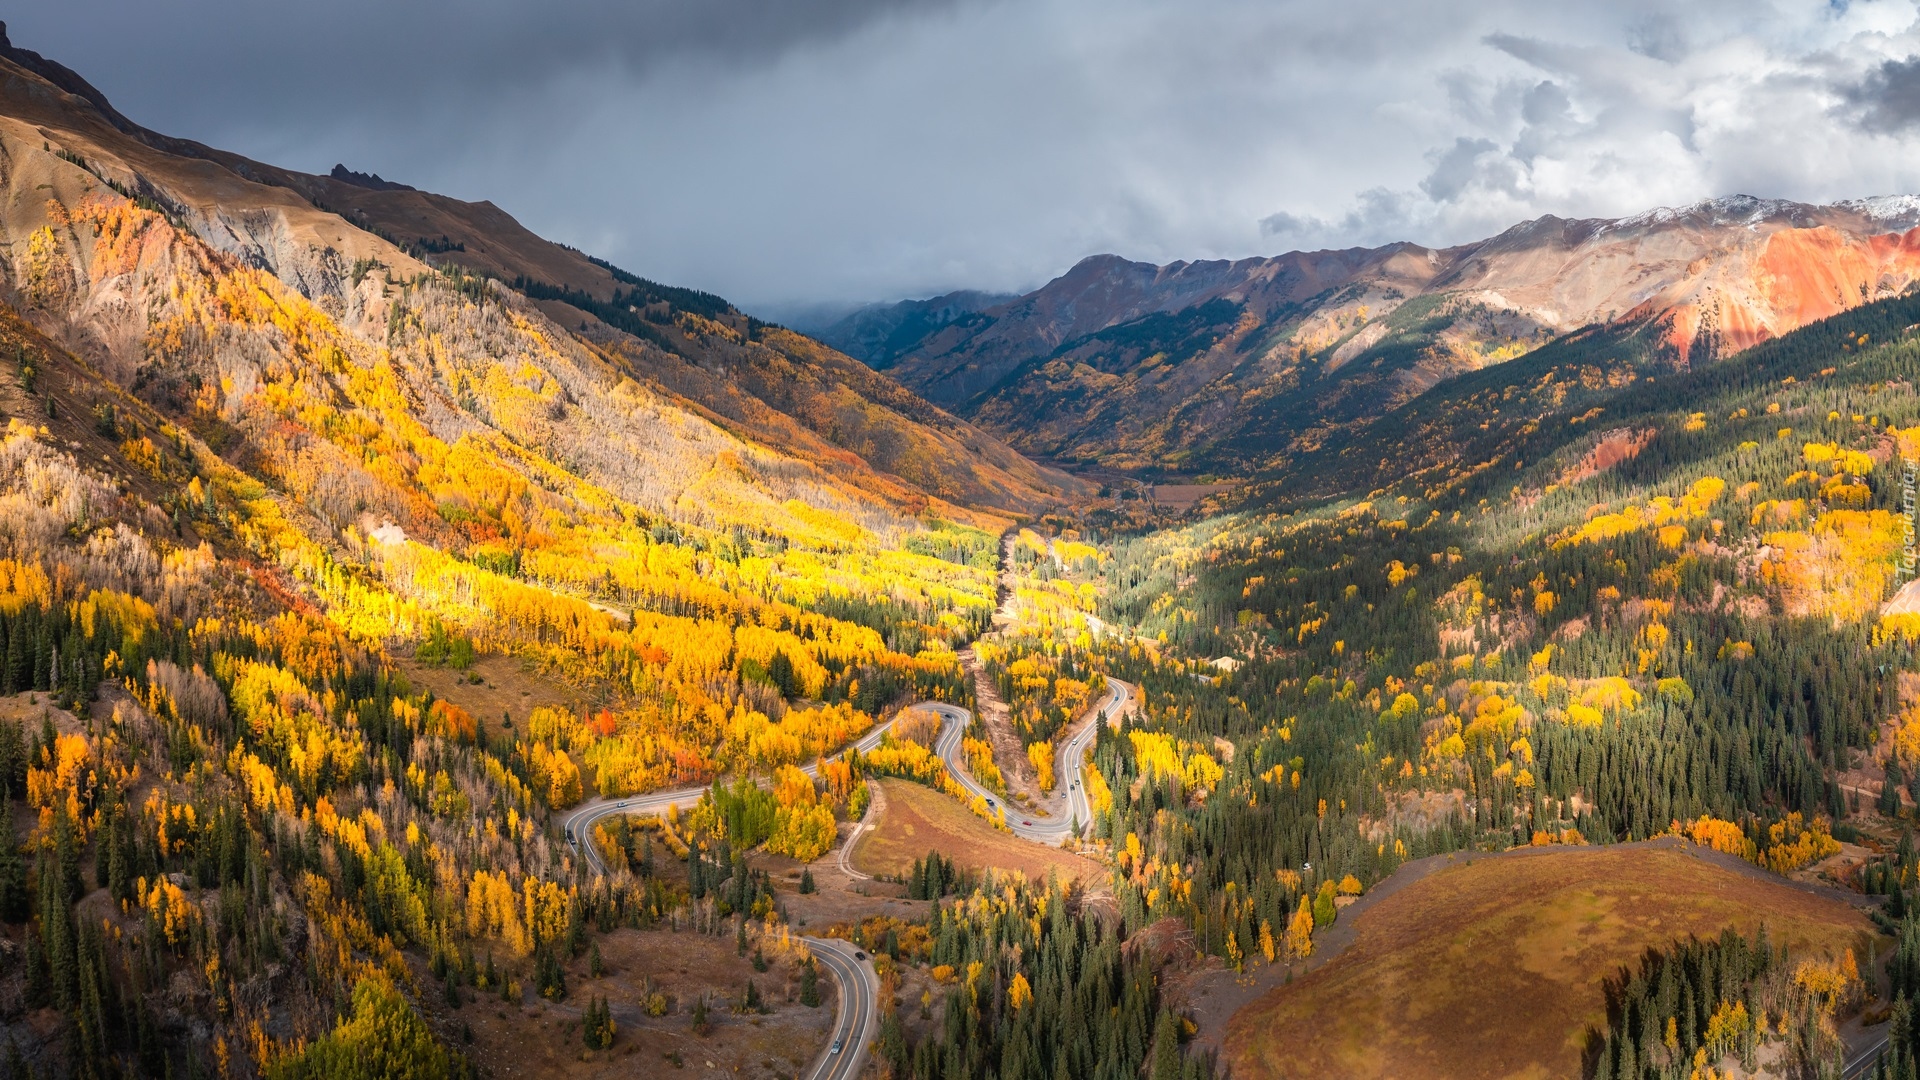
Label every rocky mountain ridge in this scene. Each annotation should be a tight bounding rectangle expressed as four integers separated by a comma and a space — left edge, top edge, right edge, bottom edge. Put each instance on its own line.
857, 193, 1920, 475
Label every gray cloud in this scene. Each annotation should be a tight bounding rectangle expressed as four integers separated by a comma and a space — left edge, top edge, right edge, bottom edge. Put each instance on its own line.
6, 0, 963, 174
1626, 13, 1690, 63
10, 1, 1920, 310
1421, 138, 1502, 203
1259, 189, 1418, 250
1258, 211, 1313, 239
14, 0, 957, 97
1847, 56, 1920, 132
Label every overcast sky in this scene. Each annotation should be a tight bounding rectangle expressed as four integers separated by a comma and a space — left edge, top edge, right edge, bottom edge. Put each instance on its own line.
15, 1, 1920, 313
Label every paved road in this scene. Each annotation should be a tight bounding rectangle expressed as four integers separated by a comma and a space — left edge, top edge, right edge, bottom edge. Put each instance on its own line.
1060, 678, 1129, 831
562, 680, 1129, 1076
929, 677, 1130, 843
802, 936, 880, 1080
566, 753, 885, 1080
1844, 1034, 1885, 1080
561, 716, 904, 876
837, 780, 882, 882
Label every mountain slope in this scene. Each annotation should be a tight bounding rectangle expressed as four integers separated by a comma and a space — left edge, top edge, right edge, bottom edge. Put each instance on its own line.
1071, 282, 1920, 1079
0, 24, 1084, 517
870, 195, 1920, 475
806, 289, 1013, 370
0, 30, 1083, 1077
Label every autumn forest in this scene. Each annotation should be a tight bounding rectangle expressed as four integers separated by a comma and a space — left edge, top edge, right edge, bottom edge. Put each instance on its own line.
8, 21, 1920, 1080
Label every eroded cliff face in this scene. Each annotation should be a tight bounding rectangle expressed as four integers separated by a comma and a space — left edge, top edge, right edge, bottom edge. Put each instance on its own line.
1441, 198, 1920, 365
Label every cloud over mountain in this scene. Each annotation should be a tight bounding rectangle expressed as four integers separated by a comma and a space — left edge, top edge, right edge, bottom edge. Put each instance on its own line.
16, 1, 1920, 307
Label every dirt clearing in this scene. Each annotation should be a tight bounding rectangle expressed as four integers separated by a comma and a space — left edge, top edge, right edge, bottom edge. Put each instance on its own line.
396, 653, 577, 734
851, 779, 1103, 886
961, 647, 1047, 806
451, 925, 835, 1080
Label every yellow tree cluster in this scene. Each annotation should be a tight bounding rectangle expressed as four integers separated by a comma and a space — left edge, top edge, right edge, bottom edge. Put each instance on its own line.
1027, 742, 1055, 792
1681, 816, 1756, 860
1128, 731, 1222, 798
1761, 813, 1841, 873
962, 736, 1006, 795
765, 765, 837, 863
462, 870, 576, 956
1760, 509, 1904, 621
1553, 476, 1725, 549
26, 731, 94, 840
1680, 812, 1838, 873
139, 877, 202, 950
522, 741, 583, 809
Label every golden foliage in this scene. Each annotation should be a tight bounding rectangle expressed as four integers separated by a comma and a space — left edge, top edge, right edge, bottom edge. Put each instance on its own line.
1554, 477, 1725, 549
1681, 816, 1755, 860
1762, 813, 1840, 873
140, 876, 202, 949
1285, 897, 1315, 959
1760, 509, 1903, 621
1027, 741, 1055, 792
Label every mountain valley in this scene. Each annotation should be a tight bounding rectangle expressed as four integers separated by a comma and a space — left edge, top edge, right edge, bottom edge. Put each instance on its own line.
0, 19, 1918, 1080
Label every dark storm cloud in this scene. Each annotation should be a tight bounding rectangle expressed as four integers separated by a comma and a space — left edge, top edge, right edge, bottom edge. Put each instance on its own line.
1846, 55, 1920, 132
7, 0, 966, 181
10, 1, 1920, 310
11, 0, 958, 105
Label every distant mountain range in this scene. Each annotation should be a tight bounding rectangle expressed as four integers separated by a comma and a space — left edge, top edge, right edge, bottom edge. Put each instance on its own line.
834, 195, 1920, 476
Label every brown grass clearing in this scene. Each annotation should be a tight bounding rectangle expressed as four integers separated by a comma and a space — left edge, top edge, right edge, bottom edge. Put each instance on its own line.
851, 779, 1102, 886
1225, 844, 1879, 1080
1149, 483, 1234, 509
396, 653, 575, 734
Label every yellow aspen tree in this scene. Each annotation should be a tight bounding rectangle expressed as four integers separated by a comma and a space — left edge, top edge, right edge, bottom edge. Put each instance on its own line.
1027, 741, 1055, 792
1285, 897, 1315, 959
1008, 973, 1032, 1010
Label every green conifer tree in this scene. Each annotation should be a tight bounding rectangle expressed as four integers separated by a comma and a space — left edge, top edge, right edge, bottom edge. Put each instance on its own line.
800, 959, 821, 1008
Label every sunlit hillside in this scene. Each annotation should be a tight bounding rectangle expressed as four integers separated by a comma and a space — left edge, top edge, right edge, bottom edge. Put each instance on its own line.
0, 37, 1086, 1080
8, 16, 1920, 1080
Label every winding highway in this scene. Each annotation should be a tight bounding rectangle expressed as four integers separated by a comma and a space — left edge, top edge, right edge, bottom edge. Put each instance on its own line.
802, 936, 879, 1080
929, 677, 1130, 843
562, 676, 1132, 866
561, 677, 1131, 1079
564, 742, 889, 1080
561, 714, 905, 876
